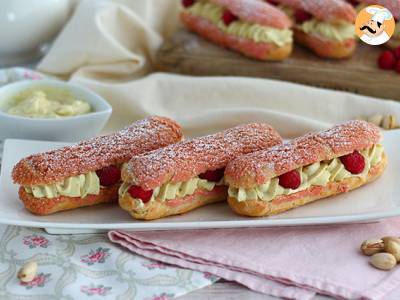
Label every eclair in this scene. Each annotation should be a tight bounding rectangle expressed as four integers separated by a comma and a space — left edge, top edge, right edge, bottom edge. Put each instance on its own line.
269, 0, 357, 58
12, 116, 182, 215
225, 120, 387, 217
351, 0, 400, 48
180, 0, 293, 61
119, 123, 283, 220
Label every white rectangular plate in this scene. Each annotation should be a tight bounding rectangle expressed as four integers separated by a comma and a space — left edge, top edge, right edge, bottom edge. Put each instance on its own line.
0, 132, 398, 234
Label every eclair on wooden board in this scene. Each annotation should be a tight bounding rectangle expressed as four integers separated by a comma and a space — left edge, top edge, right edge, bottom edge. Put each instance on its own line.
269, 0, 357, 58
180, 0, 293, 60
12, 116, 183, 215
225, 120, 387, 217
119, 123, 283, 220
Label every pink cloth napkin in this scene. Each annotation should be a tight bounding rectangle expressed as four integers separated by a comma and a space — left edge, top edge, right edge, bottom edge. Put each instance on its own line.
108, 218, 400, 300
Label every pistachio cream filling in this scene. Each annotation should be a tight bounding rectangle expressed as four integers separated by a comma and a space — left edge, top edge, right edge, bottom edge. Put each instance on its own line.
299, 19, 355, 42
228, 144, 384, 202
185, 1, 293, 47
278, 5, 355, 42
24, 172, 100, 199
119, 176, 224, 205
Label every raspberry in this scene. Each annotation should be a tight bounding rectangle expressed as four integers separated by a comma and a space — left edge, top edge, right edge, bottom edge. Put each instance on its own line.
396, 60, 400, 74
278, 170, 301, 189
340, 150, 365, 174
294, 9, 312, 23
128, 185, 153, 203
393, 47, 400, 60
182, 0, 195, 8
199, 168, 225, 182
222, 9, 238, 26
377, 50, 396, 70
96, 165, 121, 186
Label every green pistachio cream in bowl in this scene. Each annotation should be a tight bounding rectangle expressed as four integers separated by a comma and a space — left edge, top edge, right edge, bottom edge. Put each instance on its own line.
0, 79, 112, 142
7, 87, 91, 118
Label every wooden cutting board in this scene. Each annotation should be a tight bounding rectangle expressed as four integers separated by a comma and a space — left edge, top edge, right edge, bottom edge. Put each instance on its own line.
156, 29, 400, 101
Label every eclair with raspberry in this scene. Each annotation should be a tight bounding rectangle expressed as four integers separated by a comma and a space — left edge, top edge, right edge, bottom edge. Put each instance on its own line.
352, 0, 400, 48
12, 116, 183, 215
181, 0, 293, 61
269, 0, 357, 58
225, 120, 387, 217
119, 123, 282, 220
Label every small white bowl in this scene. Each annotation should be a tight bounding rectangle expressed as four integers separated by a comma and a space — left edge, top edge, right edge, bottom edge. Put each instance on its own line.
0, 79, 112, 142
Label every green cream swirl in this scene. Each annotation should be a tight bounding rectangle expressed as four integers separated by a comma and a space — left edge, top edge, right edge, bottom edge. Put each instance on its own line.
228, 144, 384, 202
278, 4, 355, 42
186, 1, 292, 47
298, 19, 355, 42
119, 176, 224, 204
24, 172, 100, 199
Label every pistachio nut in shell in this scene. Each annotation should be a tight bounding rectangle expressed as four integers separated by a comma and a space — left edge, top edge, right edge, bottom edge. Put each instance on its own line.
386, 240, 400, 262
360, 239, 384, 256
382, 236, 400, 244
382, 236, 400, 251
370, 253, 397, 270
17, 261, 37, 282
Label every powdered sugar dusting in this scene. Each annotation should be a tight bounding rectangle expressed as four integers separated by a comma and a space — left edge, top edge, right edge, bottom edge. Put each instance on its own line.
124, 123, 282, 190
211, 0, 292, 28
276, 0, 356, 22
225, 120, 381, 188
12, 116, 182, 185
181, 13, 281, 60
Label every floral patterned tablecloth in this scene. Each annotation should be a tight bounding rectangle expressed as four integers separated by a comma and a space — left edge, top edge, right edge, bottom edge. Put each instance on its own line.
0, 225, 217, 300
0, 68, 218, 299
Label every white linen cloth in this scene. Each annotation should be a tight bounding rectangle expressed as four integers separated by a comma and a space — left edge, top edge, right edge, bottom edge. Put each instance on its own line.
38, 0, 400, 137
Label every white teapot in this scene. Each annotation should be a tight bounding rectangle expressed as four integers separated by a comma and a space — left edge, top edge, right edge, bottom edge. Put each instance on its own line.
0, 0, 72, 66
